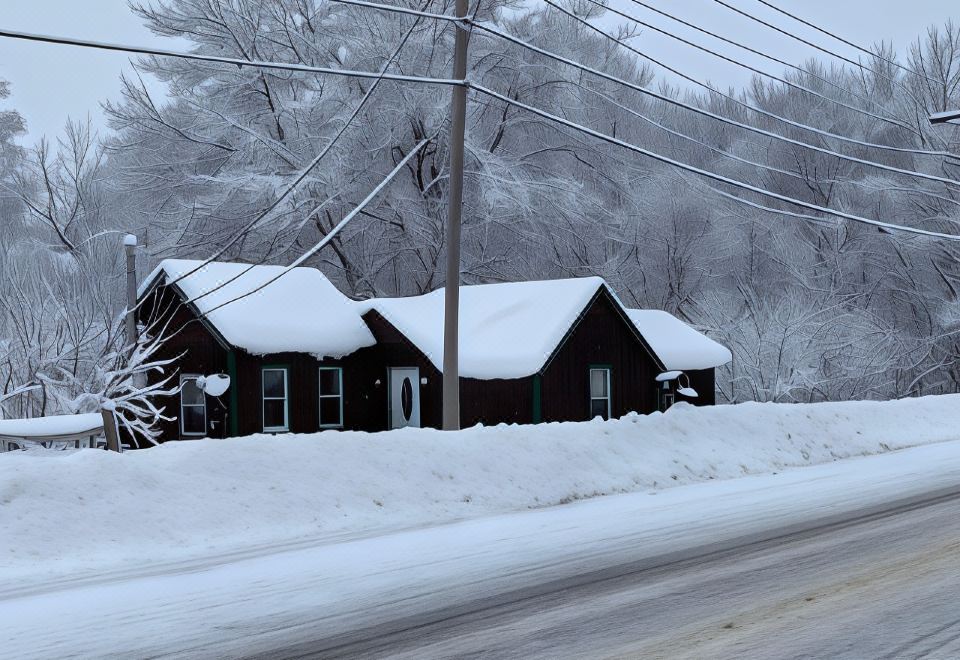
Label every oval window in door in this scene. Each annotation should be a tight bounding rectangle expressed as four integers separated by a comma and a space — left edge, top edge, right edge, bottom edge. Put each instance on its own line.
401, 377, 414, 421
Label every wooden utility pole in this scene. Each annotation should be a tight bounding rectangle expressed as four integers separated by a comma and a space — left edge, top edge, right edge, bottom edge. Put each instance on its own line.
442, 0, 469, 431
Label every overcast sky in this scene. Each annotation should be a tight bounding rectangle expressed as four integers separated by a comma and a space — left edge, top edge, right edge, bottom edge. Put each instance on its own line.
0, 1, 954, 145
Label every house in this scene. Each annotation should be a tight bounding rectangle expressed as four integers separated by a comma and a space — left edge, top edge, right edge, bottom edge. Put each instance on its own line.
138, 259, 731, 440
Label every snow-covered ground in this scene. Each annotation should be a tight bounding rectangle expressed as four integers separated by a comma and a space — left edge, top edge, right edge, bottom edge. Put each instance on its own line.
4, 439, 960, 658
2, 395, 959, 591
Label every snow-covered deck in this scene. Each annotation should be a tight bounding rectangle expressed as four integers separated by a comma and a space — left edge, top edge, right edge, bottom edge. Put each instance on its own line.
0, 412, 103, 450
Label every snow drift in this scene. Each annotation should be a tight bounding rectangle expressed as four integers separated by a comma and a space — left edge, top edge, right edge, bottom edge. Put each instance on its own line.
2, 395, 959, 586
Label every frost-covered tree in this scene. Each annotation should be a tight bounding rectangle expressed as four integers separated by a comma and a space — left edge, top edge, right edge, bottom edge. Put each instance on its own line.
4, 3, 960, 412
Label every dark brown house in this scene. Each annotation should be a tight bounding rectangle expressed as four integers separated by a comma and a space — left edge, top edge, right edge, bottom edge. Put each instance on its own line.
138, 260, 731, 440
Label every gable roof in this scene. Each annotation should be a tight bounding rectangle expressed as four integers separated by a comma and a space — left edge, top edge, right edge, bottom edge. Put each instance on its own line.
625, 309, 732, 371
358, 277, 609, 379
140, 259, 375, 358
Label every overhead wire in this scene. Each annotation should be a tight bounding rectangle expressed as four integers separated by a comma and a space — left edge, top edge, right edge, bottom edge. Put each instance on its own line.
470, 11, 960, 190
134, 0, 440, 321
708, 0, 918, 91
0, 27, 463, 87
542, 0, 960, 165
752, 0, 944, 87
345, 0, 954, 161
577, 0, 913, 134
580, 0, 959, 157
621, 0, 895, 118
470, 82, 960, 241
181, 39, 436, 302
197, 136, 436, 315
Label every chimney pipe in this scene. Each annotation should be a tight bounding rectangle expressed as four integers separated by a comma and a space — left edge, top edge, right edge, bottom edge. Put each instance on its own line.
124, 234, 138, 355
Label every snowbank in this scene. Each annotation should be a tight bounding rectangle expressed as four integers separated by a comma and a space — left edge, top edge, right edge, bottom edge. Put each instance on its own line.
2, 395, 959, 585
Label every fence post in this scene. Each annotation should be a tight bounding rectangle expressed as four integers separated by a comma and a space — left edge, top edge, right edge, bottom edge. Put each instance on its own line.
100, 406, 121, 452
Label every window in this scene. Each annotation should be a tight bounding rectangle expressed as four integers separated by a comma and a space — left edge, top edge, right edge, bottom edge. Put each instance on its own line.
319, 367, 344, 428
262, 368, 289, 432
180, 375, 206, 436
589, 368, 611, 419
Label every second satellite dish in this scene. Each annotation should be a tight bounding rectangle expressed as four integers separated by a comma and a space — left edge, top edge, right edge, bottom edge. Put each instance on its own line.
197, 374, 231, 397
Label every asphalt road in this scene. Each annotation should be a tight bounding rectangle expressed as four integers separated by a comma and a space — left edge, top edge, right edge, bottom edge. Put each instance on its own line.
260, 490, 960, 660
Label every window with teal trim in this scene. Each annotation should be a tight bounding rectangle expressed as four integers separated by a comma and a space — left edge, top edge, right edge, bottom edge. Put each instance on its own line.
262, 367, 289, 432
318, 367, 344, 428
589, 368, 611, 419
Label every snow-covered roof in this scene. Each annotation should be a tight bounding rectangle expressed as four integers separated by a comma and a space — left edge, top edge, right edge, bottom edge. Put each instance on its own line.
0, 413, 103, 442
141, 259, 375, 358
358, 277, 607, 379
625, 309, 732, 371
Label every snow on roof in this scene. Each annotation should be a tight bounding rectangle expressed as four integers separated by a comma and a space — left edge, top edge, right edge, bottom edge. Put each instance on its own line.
625, 309, 731, 371
0, 413, 103, 441
141, 259, 375, 358
359, 277, 607, 379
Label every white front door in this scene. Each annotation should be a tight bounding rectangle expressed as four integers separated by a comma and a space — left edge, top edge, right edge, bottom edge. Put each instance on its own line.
389, 367, 421, 429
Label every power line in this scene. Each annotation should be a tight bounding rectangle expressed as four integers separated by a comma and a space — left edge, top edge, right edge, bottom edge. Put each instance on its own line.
541, 0, 955, 161
195, 136, 435, 315
469, 82, 960, 241
708, 0, 909, 91
331, 0, 458, 21
558, 77, 870, 193
752, 0, 943, 87
343, 0, 957, 163
341, 0, 914, 137
181, 3, 435, 304
0, 27, 463, 88
473, 14, 960, 189
577, 0, 913, 134
143, 0, 436, 315
621, 0, 906, 127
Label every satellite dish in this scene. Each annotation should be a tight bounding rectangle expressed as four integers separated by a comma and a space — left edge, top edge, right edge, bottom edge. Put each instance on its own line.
198, 374, 231, 397
677, 386, 699, 398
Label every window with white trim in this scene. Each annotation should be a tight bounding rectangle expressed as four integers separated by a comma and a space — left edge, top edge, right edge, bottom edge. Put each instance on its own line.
262, 368, 289, 432
180, 374, 206, 436
589, 368, 611, 420
319, 367, 344, 428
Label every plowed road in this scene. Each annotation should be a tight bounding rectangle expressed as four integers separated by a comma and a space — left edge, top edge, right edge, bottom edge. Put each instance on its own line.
277, 489, 960, 659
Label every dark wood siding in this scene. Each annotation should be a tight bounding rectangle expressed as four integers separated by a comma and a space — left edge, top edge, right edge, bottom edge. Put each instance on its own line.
363, 312, 534, 428
460, 376, 534, 426
540, 290, 663, 421
139, 284, 229, 441
359, 311, 442, 430
682, 368, 716, 406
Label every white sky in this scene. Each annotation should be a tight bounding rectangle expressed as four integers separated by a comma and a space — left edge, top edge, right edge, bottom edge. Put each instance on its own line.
0, 0, 955, 144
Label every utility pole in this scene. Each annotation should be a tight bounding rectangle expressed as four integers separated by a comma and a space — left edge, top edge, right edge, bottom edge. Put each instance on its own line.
442, 0, 469, 431
124, 234, 139, 357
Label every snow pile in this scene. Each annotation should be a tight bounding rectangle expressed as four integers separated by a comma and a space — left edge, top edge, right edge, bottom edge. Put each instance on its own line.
360, 276, 605, 379
140, 259, 375, 358
2, 395, 959, 585
625, 309, 731, 370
